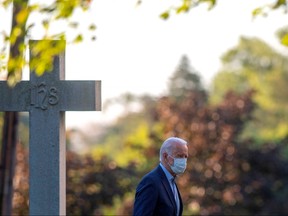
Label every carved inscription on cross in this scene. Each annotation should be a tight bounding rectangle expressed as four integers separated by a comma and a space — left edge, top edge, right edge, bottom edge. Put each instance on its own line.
0, 40, 101, 215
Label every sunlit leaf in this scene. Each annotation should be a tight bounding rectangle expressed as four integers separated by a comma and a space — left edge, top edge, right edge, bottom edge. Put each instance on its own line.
0, 53, 6, 60
26, 23, 35, 31
176, 0, 191, 14
272, 0, 287, 9
10, 27, 22, 44
42, 20, 49, 30
280, 33, 288, 46
80, 0, 92, 10
2, 0, 12, 8
55, 0, 78, 19
40, 5, 56, 13
252, 7, 263, 17
160, 11, 170, 19
176, 5, 189, 14
69, 22, 78, 28
89, 24, 96, 31
73, 34, 83, 43
16, 8, 29, 24
28, 4, 40, 12
1, 32, 10, 42
200, 0, 217, 10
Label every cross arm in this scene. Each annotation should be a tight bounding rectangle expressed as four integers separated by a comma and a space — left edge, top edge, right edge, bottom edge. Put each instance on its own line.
0, 81, 31, 111
58, 80, 101, 111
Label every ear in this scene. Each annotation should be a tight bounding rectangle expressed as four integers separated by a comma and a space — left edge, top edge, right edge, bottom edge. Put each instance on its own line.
163, 152, 168, 160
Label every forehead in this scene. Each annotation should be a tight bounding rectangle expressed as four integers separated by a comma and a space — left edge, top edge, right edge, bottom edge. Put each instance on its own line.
172, 143, 188, 155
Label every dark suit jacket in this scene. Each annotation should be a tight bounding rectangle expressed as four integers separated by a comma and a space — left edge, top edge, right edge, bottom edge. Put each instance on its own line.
133, 164, 183, 216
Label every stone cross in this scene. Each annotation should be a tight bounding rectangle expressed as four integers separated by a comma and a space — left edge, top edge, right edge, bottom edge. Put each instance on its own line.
0, 40, 101, 215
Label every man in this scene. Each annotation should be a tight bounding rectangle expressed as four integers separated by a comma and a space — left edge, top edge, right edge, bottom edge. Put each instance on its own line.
133, 137, 188, 216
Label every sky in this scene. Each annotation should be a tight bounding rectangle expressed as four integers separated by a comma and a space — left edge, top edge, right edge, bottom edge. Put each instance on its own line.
1, 0, 288, 129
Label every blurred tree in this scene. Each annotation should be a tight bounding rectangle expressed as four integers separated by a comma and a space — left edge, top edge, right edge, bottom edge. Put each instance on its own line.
0, 1, 28, 214
91, 111, 157, 171
4, 1, 288, 214
11, 142, 29, 216
10, 145, 139, 215
168, 55, 206, 102
210, 36, 288, 143
276, 25, 288, 46
11, 80, 288, 215
9, 49, 288, 215
152, 86, 288, 215
66, 151, 138, 215
101, 53, 288, 215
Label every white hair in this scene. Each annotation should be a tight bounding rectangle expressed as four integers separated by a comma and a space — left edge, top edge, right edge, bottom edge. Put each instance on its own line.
159, 137, 187, 162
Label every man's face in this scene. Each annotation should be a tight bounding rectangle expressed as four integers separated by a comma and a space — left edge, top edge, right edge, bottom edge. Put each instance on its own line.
164, 142, 188, 166
171, 143, 188, 160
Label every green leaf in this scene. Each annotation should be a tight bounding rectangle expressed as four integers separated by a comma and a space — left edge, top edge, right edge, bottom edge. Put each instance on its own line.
176, 5, 189, 14
252, 7, 264, 17
42, 20, 49, 30
2, 0, 12, 9
68, 22, 78, 28
16, 7, 29, 24
160, 11, 170, 20
281, 33, 288, 46
272, 0, 286, 9
73, 34, 83, 43
89, 24, 96, 31
200, 0, 217, 10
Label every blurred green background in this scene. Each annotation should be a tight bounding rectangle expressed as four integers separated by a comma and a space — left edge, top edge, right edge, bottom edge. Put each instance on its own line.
1, 0, 288, 215
5, 33, 288, 215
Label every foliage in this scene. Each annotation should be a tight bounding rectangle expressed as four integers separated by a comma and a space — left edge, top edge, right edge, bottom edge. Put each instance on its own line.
168, 55, 206, 102
90, 111, 159, 171
89, 54, 288, 215
10, 145, 138, 215
155, 0, 288, 48
210, 36, 288, 142
66, 151, 137, 215
158, 0, 287, 20
159, 0, 217, 19
11, 88, 288, 215
9, 54, 288, 215
0, 0, 96, 85
276, 25, 288, 46
2, 0, 287, 85
11, 142, 29, 216
3, 1, 288, 215
151, 87, 288, 215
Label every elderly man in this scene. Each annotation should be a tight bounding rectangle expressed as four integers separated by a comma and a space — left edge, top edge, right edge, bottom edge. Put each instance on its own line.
133, 137, 188, 216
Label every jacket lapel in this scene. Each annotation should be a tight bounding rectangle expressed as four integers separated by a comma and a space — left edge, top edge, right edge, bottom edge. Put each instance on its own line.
175, 182, 183, 215
157, 165, 177, 215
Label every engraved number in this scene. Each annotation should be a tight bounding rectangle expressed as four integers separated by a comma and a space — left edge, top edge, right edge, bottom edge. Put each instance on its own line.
30, 82, 59, 110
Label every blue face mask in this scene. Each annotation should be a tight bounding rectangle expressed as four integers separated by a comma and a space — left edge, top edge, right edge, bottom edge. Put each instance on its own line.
169, 155, 187, 175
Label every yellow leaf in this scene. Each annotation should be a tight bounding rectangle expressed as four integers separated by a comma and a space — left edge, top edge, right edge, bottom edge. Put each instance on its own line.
42, 20, 49, 30
160, 11, 170, 19
73, 34, 83, 43
69, 22, 78, 28
281, 34, 288, 46
89, 24, 96, 31
16, 8, 29, 24
252, 7, 263, 17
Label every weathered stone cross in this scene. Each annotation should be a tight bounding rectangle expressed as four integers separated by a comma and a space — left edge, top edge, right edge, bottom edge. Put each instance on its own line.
0, 40, 101, 215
